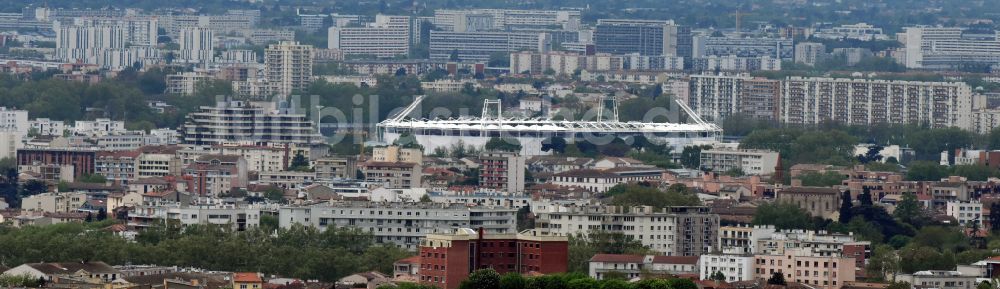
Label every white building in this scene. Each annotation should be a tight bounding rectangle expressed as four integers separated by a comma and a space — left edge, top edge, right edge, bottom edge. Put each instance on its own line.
795, 42, 827, 66
589, 254, 699, 280
429, 30, 551, 62
165, 71, 212, 95
699, 148, 780, 175
73, 118, 126, 137
178, 27, 214, 64
129, 204, 263, 231
279, 202, 518, 250
0, 107, 29, 137
945, 201, 983, 227
535, 205, 719, 256
812, 23, 888, 41
699, 253, 755, 282
328, 14, 410, 58
0, 131, 21, 159
30, 118, 66, 136
266, 41, 313, 96
899, 26, 1000, 69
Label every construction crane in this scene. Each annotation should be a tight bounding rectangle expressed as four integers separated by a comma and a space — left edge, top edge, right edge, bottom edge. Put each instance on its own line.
730, 8, 754, 37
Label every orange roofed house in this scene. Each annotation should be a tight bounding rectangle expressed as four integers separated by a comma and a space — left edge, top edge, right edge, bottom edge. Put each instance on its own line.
233, 272, 263, 289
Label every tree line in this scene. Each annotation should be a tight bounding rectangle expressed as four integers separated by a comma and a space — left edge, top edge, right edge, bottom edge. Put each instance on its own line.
0, 221, 411, 282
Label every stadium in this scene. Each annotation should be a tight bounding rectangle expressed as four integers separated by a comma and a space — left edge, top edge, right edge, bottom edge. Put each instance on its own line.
377, 96, 723, 156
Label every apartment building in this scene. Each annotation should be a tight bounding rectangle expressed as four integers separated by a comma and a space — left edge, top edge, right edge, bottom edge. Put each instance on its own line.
945, 200, 983, 227
417, 228, 568, 289
429, 31, 550, 62
314, 157, 358, 181
548, 167, 664, 193
594, 19, 691, 57
718, 225, 777, 254
700, 148, 780, 176
95, 150, 140, 185
795, 42, 827, 66
755, 230, 871, 279
165, 72, 212, 95
0, 107, 28, 137
777, 187, 843, 220
899, 27, 1000, 69
693, 36, 794, 59
361, 161, 421, 189
178, 27, 214, 64
688, 74, 781, 121
279, 202, 518, 250
135, 145, 183, 178
589, 254, 698, 280
896, 271, 976, 289
434, 9, 581, 31
181, 155, 248, 197
29, 118, 66, 136
509, 51, 625, 75
257, 171, 317, 189
699, 252, 755, 282
21, 192, 88, 213
478, 151, 526, 193
266, 41, 313, 96
0, 131, 20, 160
71, 16, 158, 46
781, 77, 977, 129
536, 205, 719, 256
129, 204, 262, 231
328, 14, 410, 58
179, 99, 323, 145
17, 148, 97, 179
73, 118, 126, 137
754, 249, 857, 289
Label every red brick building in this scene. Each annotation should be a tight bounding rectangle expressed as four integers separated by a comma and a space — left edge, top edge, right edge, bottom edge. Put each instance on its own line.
417, 228, 568, 289
17, 148, 97, 179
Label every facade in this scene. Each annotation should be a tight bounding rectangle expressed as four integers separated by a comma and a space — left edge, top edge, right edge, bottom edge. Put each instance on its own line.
21, 192, 88, 213
754, 249, 857, 289
178, 27, 214, 64
417, 228, 568, 289
588, 254, 698, 280
165, 72, 212, 95
314, 157, 358, 181
29, 118, 66, 136
718, 225, 776, 254
700, 148, 780, 176
536, 205, 719, 256
548, 167, 664, 193
688, 74, 782, 122
0, 131, 21, 160
360, 161, 421, 189
279, 203, 519, 250
17, 148, 97, 179
781, 77, 977, 129
896, 271, 976, 289
429, 31, 550, 62
179, 100, 323, 145
691, 55, 782, 72
73, 118, 126, 137
693, 36, 794, 59
434, 9, 581, 31
478, 151, 526, 193
777, 187, 843, 220
95, 150, 140, 185
181, 155, 248, 197
509, 51, 625, 75
129, 204, 261, 231
945, 201, 983, 227
0, 107, 29, 137
795, 42, 827, 66
900, 27, 1000, 69
593, 19, 690, 57
328, 14, 410, 58
266, 41, 313, 96
699, 253, 755, 282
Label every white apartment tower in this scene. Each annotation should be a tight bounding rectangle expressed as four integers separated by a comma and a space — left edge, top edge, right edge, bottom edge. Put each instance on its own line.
266, 41, 313, 96
328, 14, 411, 58
179, 27, 214, 64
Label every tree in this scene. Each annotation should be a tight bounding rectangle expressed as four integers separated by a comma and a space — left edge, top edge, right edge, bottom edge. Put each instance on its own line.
78, 174, 107, 184
887, 282, 912, 289
264, 187, 286, 203
798, 171, 846, 187
992, 203, 1000, 232
289, 152, 311, 172
711, 271, 726, 282
867, 244, 900, 281
839, 191, 853, 224
96, 209, 107, 221
667, 278, 698, 289
606, 184, 700, 209
752, 202, 815, 230
419, 194, 432, 203
541, 137, 567, 154
459, 269, 500, 289
499, 273, 527, 289
680, 145, 709, 169
857, 144, 884, 164
906, 161, 950, 181
767, 272, 786, 285
894, 192, 922, 226
485, 137, 522, 152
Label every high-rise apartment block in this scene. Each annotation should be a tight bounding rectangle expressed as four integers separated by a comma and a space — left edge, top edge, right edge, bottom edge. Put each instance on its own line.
266, 41, 313, 96
594, 19, 691, 57
328, 14, 411, 58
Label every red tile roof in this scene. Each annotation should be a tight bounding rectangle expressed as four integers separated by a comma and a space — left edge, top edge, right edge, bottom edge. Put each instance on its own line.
233, 272, 262, 283
394, 256, 420, 265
